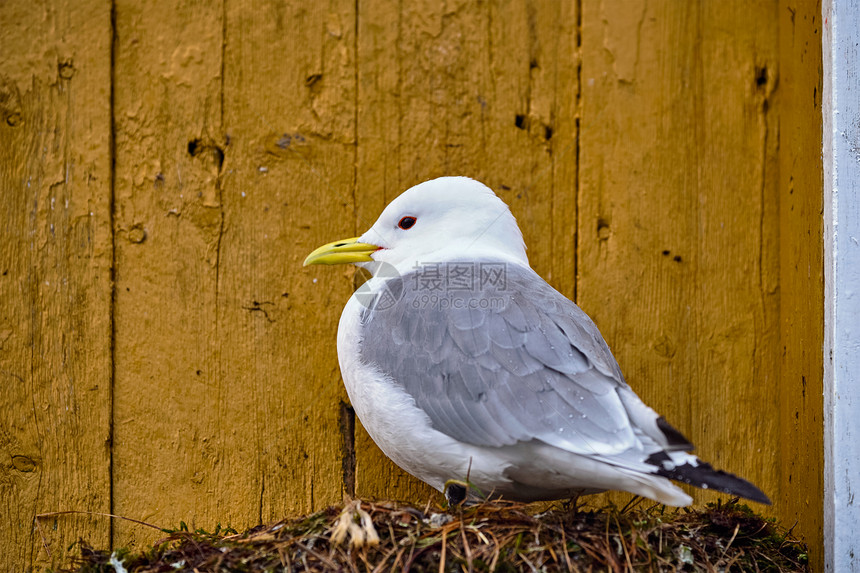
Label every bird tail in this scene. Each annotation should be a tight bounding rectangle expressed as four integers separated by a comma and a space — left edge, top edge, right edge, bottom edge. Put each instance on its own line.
648, 451, 771, 505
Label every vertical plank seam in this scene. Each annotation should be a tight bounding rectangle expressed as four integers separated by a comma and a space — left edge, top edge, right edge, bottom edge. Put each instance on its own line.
755, 64, 772, 484
25, 70, 42, 556
353, 0, 359, 237
108, 0, 118, 551
25, 33, 46, 566
218, 0, 228, 522
692, 2, 703, 446
28, 236, 43, 567
220, 0, 226, 141
396, 0, 403, 193
485, 2, 492, 181
258, 475, 265, 525
573, 0, 582, 303
215, 0, 226, 302
347, 0, 360, 499
214, 0, 227, 327
548, 0, 556, 290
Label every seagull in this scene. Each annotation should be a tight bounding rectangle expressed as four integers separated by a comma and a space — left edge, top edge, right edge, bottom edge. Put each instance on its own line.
304, 176, 770, 507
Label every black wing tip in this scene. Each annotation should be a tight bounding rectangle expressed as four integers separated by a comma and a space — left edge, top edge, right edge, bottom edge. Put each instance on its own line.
649, 455, 772, 505
702, 472, 772, 505
656, 416, 695, 450
741, 487, 772, 506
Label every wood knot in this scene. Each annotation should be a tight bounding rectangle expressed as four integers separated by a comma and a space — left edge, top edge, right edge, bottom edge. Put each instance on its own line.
11, 455, 37, 472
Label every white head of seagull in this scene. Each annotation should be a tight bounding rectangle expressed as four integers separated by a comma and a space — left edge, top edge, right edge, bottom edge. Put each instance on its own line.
304, 177, 528, 271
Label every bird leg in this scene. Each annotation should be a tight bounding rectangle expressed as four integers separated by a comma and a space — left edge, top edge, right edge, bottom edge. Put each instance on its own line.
443, 479, 469, 507
562, 493, 582, 514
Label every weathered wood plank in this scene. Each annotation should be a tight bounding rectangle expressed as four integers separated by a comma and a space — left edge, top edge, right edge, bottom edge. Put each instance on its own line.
221, 0, 358, 518
780, 0, 824, 569
112, 0, 227, 547
353, 0, 579, 501
0, 0, 112, 569
692, 0, 780, 506
578, 0, 780, 513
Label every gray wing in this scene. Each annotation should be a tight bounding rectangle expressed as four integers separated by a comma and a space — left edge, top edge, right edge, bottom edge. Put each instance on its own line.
358, 262, 688, 457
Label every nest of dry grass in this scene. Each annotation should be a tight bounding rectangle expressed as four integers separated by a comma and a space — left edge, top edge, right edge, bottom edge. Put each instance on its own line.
62, 498, 807, 572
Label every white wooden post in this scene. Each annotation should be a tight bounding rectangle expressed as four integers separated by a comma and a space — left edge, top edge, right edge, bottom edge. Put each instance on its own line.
823, 1, 860, 571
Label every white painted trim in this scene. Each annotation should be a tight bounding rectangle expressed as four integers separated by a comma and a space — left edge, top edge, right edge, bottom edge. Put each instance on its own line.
823, 1, 860, 571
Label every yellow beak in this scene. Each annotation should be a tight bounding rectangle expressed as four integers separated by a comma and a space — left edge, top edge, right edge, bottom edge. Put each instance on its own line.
303, 237, 380, 266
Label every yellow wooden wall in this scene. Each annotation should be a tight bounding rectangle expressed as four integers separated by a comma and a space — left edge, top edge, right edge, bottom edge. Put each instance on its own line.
0, 1, 823, 570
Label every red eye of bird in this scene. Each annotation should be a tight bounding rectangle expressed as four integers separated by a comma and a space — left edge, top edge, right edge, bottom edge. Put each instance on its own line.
398, 216, 417, 230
